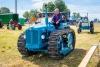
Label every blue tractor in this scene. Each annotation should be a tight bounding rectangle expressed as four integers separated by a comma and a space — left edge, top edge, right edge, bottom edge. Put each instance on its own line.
77, 17, 94, 34
17, 5, 76, 60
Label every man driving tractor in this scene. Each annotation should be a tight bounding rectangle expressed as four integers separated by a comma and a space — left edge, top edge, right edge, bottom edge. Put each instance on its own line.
51, 8, 62, 29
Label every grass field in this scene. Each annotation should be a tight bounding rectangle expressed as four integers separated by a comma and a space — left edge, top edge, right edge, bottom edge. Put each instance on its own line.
0, 23, 100, 67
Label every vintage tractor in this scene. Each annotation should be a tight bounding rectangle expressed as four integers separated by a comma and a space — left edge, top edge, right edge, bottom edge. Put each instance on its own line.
7, 20, 22, 30
17, 5, 76, 60
0, 19, 4, 28
77, 17, 94, 34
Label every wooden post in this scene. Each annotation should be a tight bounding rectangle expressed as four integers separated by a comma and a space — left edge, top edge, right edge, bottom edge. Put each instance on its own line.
78, 45, 97, 67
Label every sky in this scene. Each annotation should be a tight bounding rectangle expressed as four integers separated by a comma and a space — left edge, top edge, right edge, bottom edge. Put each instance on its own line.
0, 0, 100, 20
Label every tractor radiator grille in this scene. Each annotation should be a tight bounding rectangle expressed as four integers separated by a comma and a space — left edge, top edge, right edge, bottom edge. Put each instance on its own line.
32, 30, 38, 44
26, 30, 38, 44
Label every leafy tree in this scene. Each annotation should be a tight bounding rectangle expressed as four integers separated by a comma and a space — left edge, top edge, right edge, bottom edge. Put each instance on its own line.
73, 12, 77, 17
77, 13, 81, 18
23, 9, 40, 18
40, 3, 47, 12
72, 12, 81, 19
47, 2, 55, 12
40, 2, 55, 12
54, 0, 69, 12
0, 7, 10, 14
29, 9, 40, 17
40, 0, 70, 12
23, 11, 29, 18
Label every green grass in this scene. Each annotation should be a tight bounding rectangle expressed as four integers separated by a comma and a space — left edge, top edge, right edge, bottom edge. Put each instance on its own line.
0, 23, 100, 67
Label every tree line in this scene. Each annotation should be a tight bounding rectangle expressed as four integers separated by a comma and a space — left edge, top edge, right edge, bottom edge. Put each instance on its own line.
0, 0, 81, 19
23, 0, 70, 18
0, 7, 10, 14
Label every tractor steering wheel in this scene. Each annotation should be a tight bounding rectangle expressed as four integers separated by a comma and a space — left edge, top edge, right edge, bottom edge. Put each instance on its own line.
48, 22, 53, 25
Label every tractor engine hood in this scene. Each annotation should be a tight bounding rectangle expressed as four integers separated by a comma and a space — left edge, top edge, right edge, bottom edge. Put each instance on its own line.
25, 25, 55, 49
26, 25, 55, 31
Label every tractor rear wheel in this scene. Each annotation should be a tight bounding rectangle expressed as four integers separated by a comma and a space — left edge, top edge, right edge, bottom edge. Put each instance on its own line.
90, 21, 94, 27
77, 22, 82, 33
90, 21, 94, 34
0, 21, 3, 28
18, 25, 22, 30
90, 28, 94, 34
77, 28, 81, 33
17, 33, 37, 57
48, 29, 76, 60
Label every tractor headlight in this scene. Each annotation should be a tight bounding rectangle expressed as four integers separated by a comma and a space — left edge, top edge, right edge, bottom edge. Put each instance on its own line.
24, 35, 26, 39
41, 35, 45, 39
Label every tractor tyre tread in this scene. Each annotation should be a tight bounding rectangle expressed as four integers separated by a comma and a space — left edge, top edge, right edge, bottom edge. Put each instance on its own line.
17, 33, 36, 57
48, 28, 76, 60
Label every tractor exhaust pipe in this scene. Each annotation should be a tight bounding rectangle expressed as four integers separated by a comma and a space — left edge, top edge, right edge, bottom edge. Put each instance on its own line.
87, 13, 88, 20
45, 4, 49, 36
45, 4, 48, 26
87, 13, 88, 18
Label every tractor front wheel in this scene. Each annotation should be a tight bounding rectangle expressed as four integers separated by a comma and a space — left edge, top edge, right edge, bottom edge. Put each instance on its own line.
7, 24, 10, 29
11, 24, 15, 30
